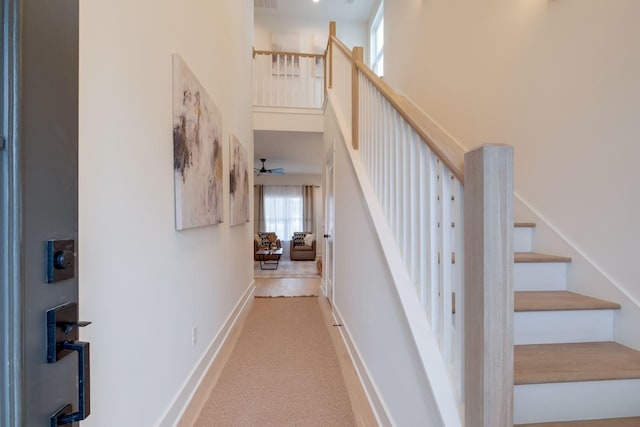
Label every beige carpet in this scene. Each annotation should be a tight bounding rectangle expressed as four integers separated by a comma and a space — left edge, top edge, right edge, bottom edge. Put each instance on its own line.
254, 259, 320, 279
194, 297, 356, 427
254, 278, 321, 298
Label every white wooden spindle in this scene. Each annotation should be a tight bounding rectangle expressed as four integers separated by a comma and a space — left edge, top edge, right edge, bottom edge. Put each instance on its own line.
382, 103, 390, 220
442, 168, 454, 365
410, 129, 420, 288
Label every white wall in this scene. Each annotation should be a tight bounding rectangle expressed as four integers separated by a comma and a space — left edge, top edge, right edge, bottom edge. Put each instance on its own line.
384, 1, 640, 303
255, 15, 367, 52
79, 0, 254, 425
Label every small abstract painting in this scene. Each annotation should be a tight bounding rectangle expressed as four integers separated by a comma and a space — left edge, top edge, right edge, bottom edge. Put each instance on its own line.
229, 134, 250, 226
172, 54, 223, 230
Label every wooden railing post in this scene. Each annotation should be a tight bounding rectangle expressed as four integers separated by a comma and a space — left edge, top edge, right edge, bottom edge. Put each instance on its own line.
351, 47, 363, 150
328, 21, 336, 89
464, 144, 514, 427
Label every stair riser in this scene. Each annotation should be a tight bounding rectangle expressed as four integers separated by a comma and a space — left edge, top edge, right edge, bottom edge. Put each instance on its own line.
514, 228, 533, 252
514, 263, 567, 291
514, 379, 640, 424
514, 310, 614, 345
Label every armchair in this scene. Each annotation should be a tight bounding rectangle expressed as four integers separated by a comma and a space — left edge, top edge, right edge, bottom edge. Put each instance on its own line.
254, 232, 281, 261
290, 232, 316, 261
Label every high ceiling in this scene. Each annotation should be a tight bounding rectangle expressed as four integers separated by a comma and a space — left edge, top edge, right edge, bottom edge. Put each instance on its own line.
253, 0, 376, 178
254, 130, 324, 176
254, 0, 376, 22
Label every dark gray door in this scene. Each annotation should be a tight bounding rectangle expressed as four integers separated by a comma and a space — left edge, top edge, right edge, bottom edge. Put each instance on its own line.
1, 0, 86, 425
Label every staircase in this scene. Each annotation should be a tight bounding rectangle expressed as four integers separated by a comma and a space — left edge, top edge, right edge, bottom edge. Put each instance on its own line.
513, 223, 640, 425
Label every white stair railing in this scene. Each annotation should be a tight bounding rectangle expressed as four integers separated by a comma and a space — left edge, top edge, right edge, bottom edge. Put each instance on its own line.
357, 60, 465, 400
251, 21, 514, 425
327, 22, 514, 426
252, 49, 325, 109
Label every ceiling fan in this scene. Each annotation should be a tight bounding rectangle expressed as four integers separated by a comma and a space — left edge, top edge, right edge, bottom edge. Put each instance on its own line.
255, 158, 285, 176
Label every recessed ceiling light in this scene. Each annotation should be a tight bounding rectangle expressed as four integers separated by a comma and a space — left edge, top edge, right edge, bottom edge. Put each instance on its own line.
312, 0, 319, 3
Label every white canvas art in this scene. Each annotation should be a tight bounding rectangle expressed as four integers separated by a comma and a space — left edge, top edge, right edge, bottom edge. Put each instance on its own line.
229, 135, 250, 226
172, 54, 223, 230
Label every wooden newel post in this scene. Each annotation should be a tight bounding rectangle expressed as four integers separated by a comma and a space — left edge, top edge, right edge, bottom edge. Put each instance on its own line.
351, 46, 363, 150
328, 21, 336, 89
464, 144, 514, 427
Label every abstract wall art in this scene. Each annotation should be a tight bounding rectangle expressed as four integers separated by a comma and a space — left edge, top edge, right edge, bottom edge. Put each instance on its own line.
229, 134, 250, 226
173, 54, 223, 230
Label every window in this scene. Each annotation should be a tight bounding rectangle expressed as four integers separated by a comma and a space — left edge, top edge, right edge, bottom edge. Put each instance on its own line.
370, 2, 384, 77
263, 186, 303, 239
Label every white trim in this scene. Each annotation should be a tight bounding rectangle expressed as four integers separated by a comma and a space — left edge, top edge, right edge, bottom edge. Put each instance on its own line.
330, 303, 395, 427
369, 2, 384, 76
515, 379, 640, 423
156, 281, 256, 426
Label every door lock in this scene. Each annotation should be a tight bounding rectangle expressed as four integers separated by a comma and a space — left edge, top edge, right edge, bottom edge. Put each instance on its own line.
54, 250, 74, 270
46, 240, 75, 283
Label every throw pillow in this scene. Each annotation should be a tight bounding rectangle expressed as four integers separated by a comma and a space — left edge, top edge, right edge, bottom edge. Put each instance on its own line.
293, 232, 306, 246
304, 233, 315, 246
258, 232, 275, 247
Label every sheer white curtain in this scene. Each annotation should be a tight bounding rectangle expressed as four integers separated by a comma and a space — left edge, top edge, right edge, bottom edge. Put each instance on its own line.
263, 186, 303, 240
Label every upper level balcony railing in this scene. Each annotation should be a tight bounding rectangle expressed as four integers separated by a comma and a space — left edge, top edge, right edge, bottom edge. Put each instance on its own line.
252, 49, 326, 109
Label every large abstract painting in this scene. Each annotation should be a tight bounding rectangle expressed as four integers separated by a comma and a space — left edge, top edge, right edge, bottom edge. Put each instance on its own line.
173, 54, 223, 230
229, 134, 250, 226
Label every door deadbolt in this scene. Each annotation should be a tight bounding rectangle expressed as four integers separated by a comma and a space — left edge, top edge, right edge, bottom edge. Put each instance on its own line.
47, 240, 75, 283
55, 250, 74, 270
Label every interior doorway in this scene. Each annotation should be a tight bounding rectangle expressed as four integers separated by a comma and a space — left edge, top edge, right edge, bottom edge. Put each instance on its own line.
324, 145, 335, 305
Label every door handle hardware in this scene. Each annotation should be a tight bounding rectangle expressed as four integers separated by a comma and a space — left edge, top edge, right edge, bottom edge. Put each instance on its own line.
47, 302, 90, 362
49, 341, 90, 425
50, 404, 72, 427
61, 320, 92, 335
324, 234, 330, 238
47, 302, 92, 424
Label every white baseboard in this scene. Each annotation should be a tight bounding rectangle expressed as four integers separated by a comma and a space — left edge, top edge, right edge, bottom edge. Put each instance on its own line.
331, 304, 395, 427
156, 281, 256, 427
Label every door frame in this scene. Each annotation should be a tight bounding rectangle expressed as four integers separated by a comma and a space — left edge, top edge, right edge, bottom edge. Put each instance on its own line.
1, 0, 24, 425
323, 143, 335, 305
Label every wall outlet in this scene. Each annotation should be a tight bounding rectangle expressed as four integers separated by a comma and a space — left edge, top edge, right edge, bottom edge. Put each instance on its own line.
192, 325, 198, 347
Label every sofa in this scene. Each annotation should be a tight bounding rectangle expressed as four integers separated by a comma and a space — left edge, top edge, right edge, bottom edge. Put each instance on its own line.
254, 232, 282, 261
290, 232, 316, 261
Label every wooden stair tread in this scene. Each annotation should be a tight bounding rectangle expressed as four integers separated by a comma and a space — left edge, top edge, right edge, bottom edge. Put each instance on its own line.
515, 342, 640, 385
515, 417, 640, 427
515, 252, 572, 263
515, 291, 621, 312
515, 222, 536, 228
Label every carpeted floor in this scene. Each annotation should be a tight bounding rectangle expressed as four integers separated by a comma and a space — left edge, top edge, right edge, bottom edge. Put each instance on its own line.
254, 278, 320, 298
254, 259, 320, 279
194, 297, 356, 427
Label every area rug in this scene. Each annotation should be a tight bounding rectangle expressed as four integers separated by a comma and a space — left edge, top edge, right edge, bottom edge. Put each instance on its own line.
254, 278, 321, 298
194, 297, 356, 427
254, 259, 320, 279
